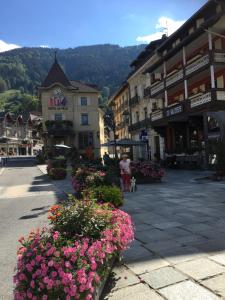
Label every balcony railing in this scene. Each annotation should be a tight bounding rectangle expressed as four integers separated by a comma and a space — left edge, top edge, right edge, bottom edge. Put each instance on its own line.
129, 95, 140, 107
166, 69, 183, 88
214, 51, 225, 63
45, 120, 74, 136
190, 92, 212, 108
216, 90, 225, 101
151, 110, 163, 121
185, 54, 209, 76
129, 119, 150, 132
151, 81, 164, 96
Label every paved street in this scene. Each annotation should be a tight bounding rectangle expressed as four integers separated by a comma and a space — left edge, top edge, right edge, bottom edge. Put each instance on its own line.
2, 164, 225, 300
104, 170, 225, 300
0, 159, 60, 299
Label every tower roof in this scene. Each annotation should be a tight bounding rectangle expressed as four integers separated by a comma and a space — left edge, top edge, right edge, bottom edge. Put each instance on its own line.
41, 58, 71, 88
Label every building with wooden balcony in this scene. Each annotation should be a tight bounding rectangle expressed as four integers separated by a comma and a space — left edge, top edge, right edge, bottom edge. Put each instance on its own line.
127, 37, 166, 160
0, 112, 41, 156
39, 57, 104, 158
143, 0, 225, 167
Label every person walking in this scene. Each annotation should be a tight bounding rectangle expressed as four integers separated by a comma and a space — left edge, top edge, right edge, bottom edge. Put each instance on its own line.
119, 154, 131, 192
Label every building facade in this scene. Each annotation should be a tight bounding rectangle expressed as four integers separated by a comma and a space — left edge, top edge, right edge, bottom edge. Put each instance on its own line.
112, 0, 225, 166
39, 58, 103, 158
0, 112, 40, 156
144, 0, 225, 167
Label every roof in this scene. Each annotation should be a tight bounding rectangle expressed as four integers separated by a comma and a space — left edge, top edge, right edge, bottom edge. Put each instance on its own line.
41, 59, 71, 87
69, 80, 100, 93
130, 36, 167, 69
108, 82, 128, 106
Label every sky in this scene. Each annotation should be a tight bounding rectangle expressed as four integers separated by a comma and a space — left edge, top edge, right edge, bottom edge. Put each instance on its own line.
0, 0, 207, 52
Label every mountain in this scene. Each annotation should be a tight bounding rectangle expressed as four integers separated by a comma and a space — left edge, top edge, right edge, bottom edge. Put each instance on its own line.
0, 44, 145, 97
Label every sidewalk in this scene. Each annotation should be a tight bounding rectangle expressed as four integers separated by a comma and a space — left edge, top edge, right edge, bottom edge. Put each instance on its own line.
104, 170, 225, 300
36, 166, 225, 299
37, 164, 74, 194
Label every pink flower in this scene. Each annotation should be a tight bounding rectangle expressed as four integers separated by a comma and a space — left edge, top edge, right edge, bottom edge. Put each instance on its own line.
53, 231, 60, 240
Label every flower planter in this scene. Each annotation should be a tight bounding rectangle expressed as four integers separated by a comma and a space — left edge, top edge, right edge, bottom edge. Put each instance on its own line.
94, 257, 115, 300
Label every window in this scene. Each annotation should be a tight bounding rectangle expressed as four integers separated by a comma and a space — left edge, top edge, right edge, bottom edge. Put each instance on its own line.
78, 132, 93, 149
136, 111, 139, 122
81, 114, 89, 125
134, 86, 138, 96
144, 107, 148, 119
55, 113, 63, 121
81, 97, 87, 106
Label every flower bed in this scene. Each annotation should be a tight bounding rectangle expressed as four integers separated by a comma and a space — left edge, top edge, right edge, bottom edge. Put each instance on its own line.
14, 200, 134, 300
130, 161, 165, 183
48, 168, 67, 180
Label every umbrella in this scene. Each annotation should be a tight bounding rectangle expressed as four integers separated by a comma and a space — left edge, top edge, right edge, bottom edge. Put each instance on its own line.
54, 144, 71, 149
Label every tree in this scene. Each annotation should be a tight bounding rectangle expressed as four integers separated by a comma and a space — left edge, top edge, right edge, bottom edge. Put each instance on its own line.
0, 78, 7, 92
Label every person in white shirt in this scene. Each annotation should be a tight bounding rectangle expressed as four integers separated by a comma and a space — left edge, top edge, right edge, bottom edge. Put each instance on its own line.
119, 154, 131, 192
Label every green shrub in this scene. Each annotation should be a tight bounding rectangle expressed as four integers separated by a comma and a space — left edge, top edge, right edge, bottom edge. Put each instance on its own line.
90, 185, 123, 207
49, 198, 112, 239
49, 167, 67, 180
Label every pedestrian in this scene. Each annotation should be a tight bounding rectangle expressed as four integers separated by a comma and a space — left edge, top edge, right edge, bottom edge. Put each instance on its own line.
103, 152, 110, 165
119, 154, 131, 192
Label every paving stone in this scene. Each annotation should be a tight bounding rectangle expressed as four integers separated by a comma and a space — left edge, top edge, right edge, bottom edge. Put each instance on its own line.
110, 265, 139, 291
209, 253, 225, 266
174, 234, 208, 246
126, 256, 169, 275
122, 242, 154, 263
202, 274, 225, 298
159, 280, 220, 300
135, 228, 173, 243
175, 257, 225, 280
159, 245, 206, 265
144, 240, 182, 253
107, 283, 164, 300
140, 266, 187, 289
153, 221, 183, 229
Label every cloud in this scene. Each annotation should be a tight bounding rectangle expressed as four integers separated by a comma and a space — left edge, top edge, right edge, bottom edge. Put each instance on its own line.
136, 16, 185, 43
0, 39, 20, 53
39, 45, 50, 48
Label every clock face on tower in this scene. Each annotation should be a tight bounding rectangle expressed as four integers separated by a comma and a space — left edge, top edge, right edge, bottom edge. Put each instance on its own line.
53, 88, 63, 97
48, 87, 67, 108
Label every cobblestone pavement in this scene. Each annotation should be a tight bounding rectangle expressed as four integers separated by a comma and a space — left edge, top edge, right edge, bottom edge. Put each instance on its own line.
103, 170, 225, 300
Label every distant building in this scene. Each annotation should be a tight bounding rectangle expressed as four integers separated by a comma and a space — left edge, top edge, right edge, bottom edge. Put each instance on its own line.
0, 112, 41, 156
39, 57, 105, 158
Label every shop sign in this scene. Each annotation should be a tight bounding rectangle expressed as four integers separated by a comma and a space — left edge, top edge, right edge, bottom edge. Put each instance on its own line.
166, 105, 182, 117
140, 129, 148, 141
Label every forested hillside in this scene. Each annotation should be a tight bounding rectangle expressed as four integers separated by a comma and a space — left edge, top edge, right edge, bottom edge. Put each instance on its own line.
0, 44, 145, 96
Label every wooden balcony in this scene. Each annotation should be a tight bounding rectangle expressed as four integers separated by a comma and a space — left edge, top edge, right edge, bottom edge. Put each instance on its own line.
185, 54, 209, 76
45, 120, 74, 136
214, 51, 225, 63
151, 110, 164, 121
129, 119, 150, 132
151, 81, 164, 96
166, 69, 183, 88
129, 95, 140, 107
189, 91, 212, 108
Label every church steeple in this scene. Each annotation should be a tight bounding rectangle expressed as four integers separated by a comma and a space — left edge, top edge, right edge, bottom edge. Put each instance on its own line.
41, 53, 71, 87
